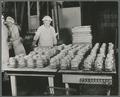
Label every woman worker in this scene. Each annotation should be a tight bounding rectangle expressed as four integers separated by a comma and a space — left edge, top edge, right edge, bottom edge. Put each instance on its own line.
5, 16, 26, 55
32, 16, 57, 47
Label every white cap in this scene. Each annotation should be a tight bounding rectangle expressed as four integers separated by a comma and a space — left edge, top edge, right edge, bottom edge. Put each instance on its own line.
6, 16, 15, 24
42, 16, 52, 21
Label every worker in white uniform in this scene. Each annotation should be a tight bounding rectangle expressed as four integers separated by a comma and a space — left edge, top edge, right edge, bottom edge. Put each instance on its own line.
1, 15, 9, 71
5, 16, 26, 55
33, 16, 57, 47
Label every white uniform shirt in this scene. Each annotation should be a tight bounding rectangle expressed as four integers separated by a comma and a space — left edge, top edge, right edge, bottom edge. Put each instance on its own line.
34, 25, 57, 47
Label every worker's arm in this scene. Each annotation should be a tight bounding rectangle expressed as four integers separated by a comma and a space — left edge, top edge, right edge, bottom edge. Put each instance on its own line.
32, 27, 40, 46
52, 28, 57, 46
9, 25, 21, 43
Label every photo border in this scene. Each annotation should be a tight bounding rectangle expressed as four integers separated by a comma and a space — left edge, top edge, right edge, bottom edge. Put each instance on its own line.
0, 0, 119, 97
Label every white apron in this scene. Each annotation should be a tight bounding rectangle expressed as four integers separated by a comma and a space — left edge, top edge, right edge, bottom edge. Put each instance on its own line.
10, 25, 26, 55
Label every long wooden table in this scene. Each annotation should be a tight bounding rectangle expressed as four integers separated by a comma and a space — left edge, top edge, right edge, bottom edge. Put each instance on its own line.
59, 70, 116, 95
4, 66, 58, 96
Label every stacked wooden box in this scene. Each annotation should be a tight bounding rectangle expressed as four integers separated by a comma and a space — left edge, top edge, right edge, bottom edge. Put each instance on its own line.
72, 26, 92, 43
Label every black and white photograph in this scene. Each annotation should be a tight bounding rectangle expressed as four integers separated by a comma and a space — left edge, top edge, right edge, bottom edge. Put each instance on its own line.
1, 0, 119, 96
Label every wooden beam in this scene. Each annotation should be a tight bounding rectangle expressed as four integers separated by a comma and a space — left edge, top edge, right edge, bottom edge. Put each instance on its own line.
53, 2, 59, 39
79, 2, 82, 25
37, 0, 40, 25
52, 9, 55, 28
21, 2, 25, 28
14, 2, 17, 23
57, 3, 61, 39
27, 1, 30, 32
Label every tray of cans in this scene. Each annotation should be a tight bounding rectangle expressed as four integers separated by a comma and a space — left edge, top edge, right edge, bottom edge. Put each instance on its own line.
49, 43, 116, 72
8, 43, 116, 73
8, 44, 65, 69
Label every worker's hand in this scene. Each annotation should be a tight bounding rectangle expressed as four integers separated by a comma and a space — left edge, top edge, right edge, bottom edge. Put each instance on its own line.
10, 38, 13, 42
55, 33, 58, 37
32, 41, 37, 48
8, 41, 13, 49
20, 37, 24, 43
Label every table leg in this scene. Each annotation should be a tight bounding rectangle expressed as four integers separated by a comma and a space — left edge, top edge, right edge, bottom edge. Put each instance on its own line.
107, 85, 111, 96
10, 76, 17, 96
65, 83, 69, 95
48, 77, 54, 95
107, 89, 110, 96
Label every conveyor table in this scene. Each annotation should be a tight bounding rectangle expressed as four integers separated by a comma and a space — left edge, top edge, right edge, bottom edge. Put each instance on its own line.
4, 66, 58, 96
59, 70, 116, 95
